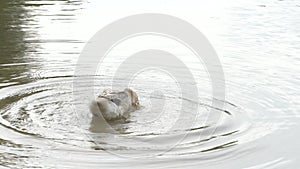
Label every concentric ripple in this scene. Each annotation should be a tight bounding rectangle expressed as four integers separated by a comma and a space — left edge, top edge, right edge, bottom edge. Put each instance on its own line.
0, 75, 250, 159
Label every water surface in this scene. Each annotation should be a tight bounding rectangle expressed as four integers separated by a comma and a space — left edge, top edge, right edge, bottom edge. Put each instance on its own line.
0, 0, 300, 168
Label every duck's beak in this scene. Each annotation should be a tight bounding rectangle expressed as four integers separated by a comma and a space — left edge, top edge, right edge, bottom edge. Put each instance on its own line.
133, 102, 141, 110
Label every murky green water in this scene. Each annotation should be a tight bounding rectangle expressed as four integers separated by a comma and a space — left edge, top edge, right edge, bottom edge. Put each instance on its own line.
1, 0, 300, 168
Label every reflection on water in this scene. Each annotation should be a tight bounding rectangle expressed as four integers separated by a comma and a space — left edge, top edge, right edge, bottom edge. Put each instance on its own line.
0, 0, 300, 168
0, 0, 37, 87
0, 0, 84, 89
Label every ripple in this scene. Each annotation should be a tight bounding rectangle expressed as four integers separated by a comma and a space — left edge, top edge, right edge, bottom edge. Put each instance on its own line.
0, 75, 251, 160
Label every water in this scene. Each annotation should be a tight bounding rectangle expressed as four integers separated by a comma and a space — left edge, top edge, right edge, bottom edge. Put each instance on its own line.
0, 0, 300, 168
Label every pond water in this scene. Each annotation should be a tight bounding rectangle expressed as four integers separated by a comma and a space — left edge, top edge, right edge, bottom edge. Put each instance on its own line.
0, 0, 300, 168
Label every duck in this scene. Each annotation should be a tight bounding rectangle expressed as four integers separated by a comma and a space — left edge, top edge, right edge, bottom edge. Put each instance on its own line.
89, 88, 140, 121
